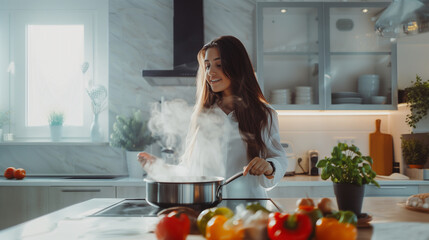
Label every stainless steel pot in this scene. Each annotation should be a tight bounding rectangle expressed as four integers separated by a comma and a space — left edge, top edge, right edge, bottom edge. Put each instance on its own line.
144, 171, 243, 209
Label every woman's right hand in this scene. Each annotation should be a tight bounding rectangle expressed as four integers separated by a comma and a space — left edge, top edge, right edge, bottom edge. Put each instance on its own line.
137, 152, 156, 169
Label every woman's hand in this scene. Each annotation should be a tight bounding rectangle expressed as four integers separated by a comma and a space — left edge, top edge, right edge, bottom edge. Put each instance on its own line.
243, 157, 274, 178
137, 152, 156, 169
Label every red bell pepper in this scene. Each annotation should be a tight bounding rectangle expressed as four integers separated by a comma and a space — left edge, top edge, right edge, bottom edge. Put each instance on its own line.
155, 210, 190, 240
267, 212, 312, 240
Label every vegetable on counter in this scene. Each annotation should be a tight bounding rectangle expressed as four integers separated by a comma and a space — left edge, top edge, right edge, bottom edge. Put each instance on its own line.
157, 206, 200, 234
246, 202, 271, 213
325, 210, 358, 226
316, 217, 357, 240
3, 167, 26, 180
155, 211, 190, 240
197, 206, 234, 237
267, 212, 312, 240
206, 215, 244, 240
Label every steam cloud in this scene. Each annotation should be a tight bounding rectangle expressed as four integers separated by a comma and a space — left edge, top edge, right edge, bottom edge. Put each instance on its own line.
146, 98, 230, 180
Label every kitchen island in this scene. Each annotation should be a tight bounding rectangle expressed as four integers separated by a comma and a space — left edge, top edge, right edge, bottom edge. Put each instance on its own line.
0, 197, 428, 240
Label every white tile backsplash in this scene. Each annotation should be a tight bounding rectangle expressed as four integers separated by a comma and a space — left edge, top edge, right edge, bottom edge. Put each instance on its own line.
278, 114, 390, 164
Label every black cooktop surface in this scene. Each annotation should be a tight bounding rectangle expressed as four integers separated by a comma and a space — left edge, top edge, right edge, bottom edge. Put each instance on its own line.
90, 198, 282, 217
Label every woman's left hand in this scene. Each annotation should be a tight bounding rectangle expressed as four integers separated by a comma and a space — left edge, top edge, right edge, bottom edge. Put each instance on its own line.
243, 157, 274, 178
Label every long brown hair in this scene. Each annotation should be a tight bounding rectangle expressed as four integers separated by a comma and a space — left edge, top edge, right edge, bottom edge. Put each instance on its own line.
192, 35, 272, 160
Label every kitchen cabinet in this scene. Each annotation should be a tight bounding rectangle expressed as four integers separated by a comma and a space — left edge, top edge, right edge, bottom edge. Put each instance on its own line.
256, 2, 396, 110
0, 187, 50, 230
48, 186, 115, 212
268, 186, 333, 198
268, 183, 422, 198
366, 185, 419, 196
419, 185, 429, 193
116, 186, 146, 198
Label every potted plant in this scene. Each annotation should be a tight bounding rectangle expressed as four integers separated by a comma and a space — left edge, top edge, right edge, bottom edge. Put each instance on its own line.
0, 111, 9, 142
316, 143, 380, 216
404, 75, 429, 132
401, 137, 429, 169
48, 111, 64, 141
110, 109, 156, 178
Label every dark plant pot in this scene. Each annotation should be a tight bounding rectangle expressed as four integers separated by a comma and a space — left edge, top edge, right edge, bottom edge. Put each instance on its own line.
333, 183, 365, 216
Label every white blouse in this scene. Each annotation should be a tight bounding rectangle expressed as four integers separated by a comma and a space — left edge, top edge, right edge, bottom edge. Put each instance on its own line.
182, 104, 288, 198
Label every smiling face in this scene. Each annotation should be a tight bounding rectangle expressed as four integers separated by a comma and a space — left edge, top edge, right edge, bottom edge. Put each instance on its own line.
204, 47, 233, 97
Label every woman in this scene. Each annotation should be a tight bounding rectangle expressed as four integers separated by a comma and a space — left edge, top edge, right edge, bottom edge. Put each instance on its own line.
139, 35, 287, 198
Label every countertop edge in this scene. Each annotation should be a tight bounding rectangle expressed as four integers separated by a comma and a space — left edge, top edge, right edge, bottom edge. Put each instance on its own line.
0, 176, 428, 187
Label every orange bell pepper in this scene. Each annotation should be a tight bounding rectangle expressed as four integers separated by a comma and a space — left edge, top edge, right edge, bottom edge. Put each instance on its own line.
315, 217, 357, 240
206, 215, 244, 240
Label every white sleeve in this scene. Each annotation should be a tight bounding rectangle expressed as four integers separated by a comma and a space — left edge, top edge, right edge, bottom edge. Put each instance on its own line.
258, 110, 287, 189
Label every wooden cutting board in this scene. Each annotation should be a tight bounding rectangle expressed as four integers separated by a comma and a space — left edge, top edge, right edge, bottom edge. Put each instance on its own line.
369, 119, 393, 176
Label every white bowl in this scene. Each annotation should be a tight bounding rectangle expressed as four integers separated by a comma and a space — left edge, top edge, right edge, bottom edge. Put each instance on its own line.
371, 96, 387, 104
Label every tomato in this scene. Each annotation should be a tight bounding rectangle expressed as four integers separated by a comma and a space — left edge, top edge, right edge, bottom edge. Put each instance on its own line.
296, 198, 314, 209
155, 211, 190, 240
4, 167, 16, 179
316, 217, 357, 240
206, 215, 244, 240
14, 168, 26, 180
197, 206, 234, 236
267, 212, 312, 240
317, 198, 335, 215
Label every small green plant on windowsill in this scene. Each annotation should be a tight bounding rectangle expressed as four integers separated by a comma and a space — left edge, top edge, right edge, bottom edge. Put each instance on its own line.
316, 143, 380, 187
405, 75, 429, 130
48, 111, 64, 126
110, 109, 156, 151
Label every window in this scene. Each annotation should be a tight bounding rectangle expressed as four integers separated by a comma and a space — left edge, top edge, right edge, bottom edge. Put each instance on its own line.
1, 0, 108, 141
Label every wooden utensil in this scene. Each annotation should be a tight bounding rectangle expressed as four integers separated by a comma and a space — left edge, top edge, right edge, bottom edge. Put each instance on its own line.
369, 119, 393, 176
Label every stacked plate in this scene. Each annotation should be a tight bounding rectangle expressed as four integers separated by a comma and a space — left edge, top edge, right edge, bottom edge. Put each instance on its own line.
295, 86, 313, 105
332, 92, 362, 104
270, 89, 291, 105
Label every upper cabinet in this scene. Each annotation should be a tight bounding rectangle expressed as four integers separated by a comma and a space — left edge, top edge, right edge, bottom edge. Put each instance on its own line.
256, 2, 397, 110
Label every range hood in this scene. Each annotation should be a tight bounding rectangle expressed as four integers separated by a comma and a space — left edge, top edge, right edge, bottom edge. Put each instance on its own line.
375, 0, 429, 37
142, 0, 203, 86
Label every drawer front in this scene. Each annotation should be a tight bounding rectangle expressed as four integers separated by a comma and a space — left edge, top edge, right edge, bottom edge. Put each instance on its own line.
116, 186, 146, 198
366, 185, 418, 196
48, 186, 116, 212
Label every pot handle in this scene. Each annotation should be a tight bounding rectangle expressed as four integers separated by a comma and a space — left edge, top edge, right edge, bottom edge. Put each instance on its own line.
216, 171, 244, 199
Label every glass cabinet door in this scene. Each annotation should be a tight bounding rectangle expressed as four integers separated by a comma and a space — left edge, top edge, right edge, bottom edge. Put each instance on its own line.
257, 2, 397, 111
325, 2, 396, 110
257, 3, 324, 110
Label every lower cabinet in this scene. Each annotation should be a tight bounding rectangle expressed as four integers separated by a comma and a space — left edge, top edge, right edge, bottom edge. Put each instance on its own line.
48, 186, 116, 212
268, 184, 421, 198
0, 186, 143, 230
366, 185, 419, 196
267, 186, 334, 198
116, 186, 146, 198
0, 187, 50, 230
419, 185, 429, 193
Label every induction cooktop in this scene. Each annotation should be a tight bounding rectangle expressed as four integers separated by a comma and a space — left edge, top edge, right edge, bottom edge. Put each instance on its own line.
90, 198, 282, 217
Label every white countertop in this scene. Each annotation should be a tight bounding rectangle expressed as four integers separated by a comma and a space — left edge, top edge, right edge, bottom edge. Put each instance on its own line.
0, 175, 428, 187
1, 197, 429, 240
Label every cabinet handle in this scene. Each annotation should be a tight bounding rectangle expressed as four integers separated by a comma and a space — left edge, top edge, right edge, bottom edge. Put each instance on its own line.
378, 186, 407, 189
61, 189, 101, 193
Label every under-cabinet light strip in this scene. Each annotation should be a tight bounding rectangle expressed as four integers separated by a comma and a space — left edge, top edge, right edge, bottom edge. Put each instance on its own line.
276, 110, 392, 116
